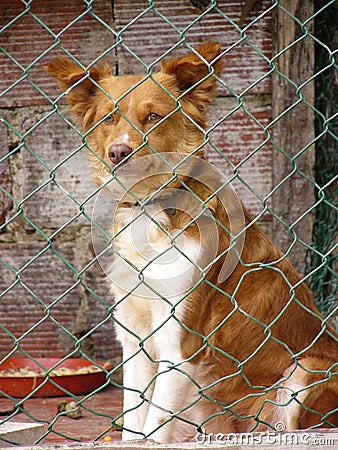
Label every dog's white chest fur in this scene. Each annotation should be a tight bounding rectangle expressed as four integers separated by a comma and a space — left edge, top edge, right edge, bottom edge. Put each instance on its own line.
110, 203, 200, 349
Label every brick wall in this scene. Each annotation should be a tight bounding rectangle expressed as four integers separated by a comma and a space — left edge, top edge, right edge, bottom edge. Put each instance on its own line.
0, 1, 273, 360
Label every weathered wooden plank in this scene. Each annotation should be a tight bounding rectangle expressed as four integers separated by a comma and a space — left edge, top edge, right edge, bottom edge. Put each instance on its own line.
0, 122, 13, 231
271, 0, 315, 273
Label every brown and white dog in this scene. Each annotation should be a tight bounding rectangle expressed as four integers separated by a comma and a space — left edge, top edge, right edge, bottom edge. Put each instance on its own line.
46, 42, 338, 442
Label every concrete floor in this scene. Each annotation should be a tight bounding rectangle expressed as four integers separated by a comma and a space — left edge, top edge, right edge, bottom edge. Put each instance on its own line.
1, 389, 338, 449
0, 385, 122, 444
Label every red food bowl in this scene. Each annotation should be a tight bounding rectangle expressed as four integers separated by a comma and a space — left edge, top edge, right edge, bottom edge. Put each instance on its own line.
0, 357, 111, 398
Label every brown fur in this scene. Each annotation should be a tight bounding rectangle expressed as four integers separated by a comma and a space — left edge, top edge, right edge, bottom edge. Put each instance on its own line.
46, 42, 338, 434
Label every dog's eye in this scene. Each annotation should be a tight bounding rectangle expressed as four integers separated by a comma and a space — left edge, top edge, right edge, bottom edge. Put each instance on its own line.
147, 113, 162, 123
103, 114, 116, 125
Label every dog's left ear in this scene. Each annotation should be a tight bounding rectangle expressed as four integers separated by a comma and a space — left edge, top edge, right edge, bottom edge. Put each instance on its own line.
161, 42, 222, 98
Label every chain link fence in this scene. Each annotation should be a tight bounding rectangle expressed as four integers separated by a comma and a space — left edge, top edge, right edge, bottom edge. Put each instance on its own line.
305, 0, 337, 320
0, 0, 337, 445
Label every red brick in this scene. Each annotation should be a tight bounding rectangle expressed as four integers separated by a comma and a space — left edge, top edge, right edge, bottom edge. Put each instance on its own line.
0, 242, 119, 360
114, 0, 272, 96
0, 0, 114, 107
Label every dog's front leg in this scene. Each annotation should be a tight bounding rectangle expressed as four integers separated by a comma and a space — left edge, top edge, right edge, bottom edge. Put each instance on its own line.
122, 344, 156, 440
143, 358, 198, 443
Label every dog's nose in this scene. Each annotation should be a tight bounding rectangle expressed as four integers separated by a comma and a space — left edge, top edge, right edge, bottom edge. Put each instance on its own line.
108, 144, 132, 164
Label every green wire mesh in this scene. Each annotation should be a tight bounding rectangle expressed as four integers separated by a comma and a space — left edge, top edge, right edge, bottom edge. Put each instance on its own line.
305, 1, 337, 320
0, 0, 337, 445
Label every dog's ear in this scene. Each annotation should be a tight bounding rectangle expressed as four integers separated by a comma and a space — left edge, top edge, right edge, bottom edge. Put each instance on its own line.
45, 57, 112, 127
160, 42, 222, 126
161, 42, 222, 97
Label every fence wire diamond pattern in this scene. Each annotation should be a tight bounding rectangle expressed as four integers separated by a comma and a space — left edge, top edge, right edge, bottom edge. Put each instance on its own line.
0, 0, 337, 445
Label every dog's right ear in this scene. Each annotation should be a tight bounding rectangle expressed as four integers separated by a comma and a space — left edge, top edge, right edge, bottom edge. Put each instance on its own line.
45, 57, 112, 127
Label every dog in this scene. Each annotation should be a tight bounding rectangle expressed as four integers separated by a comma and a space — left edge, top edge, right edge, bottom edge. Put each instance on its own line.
45, 42, 338, 443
